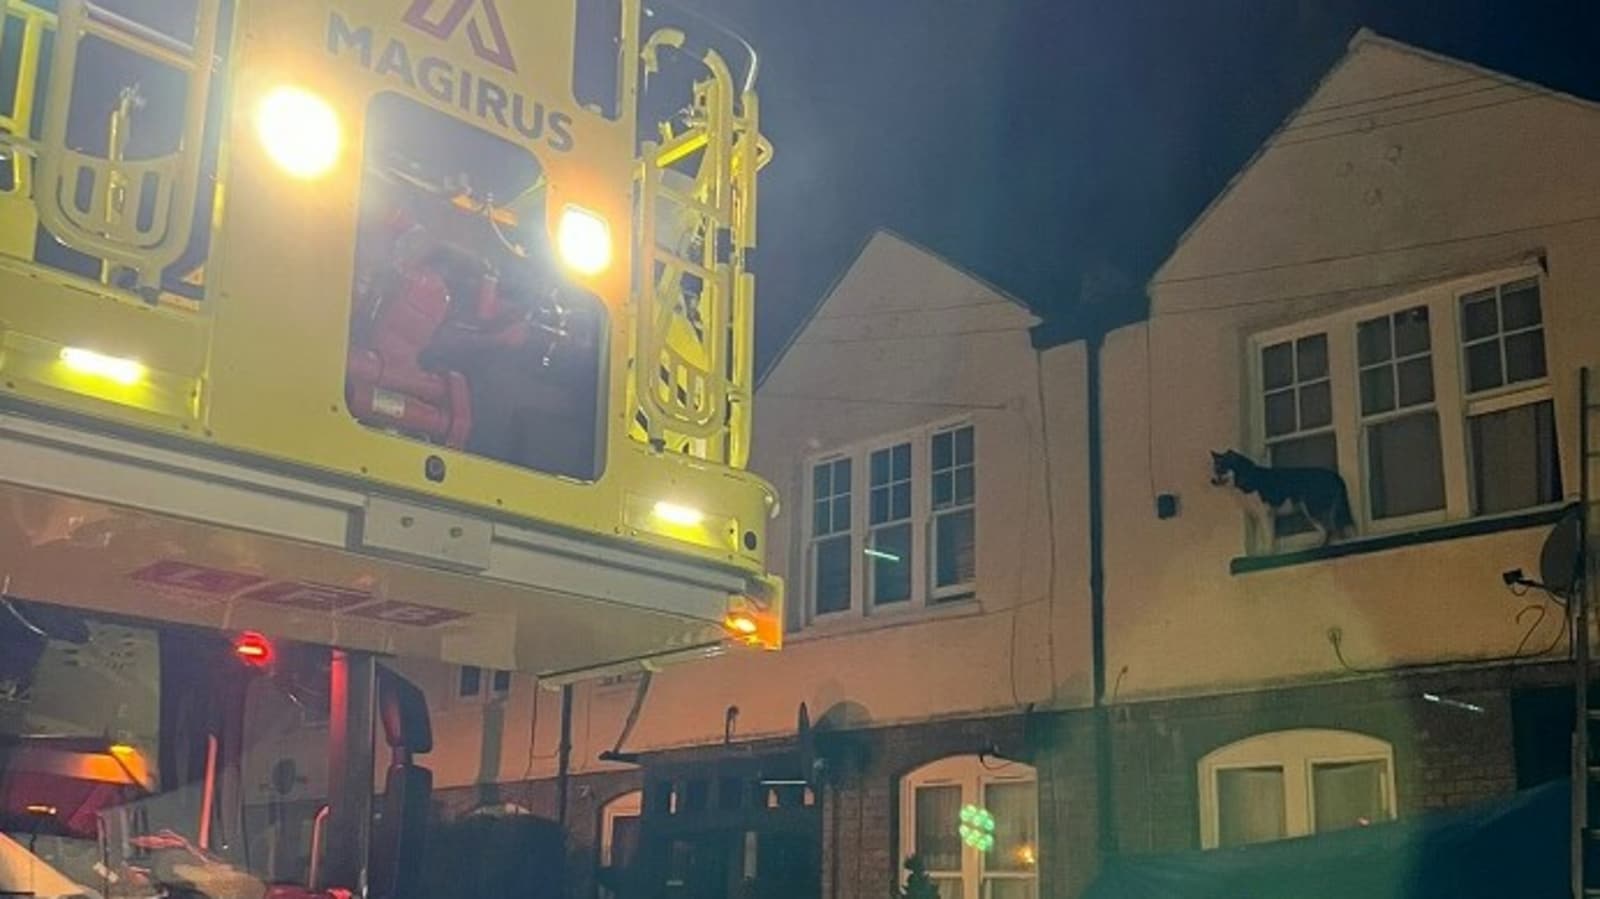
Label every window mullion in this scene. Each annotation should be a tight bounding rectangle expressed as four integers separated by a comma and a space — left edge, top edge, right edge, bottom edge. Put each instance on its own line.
964, 772, 982, 899
1328, 327, 1363, 529
803, 464, 819, 626
1432, 298, 1471, 517
1285, 757, 1313, 838
913, 433, 930, 609
852, 449, 867, 617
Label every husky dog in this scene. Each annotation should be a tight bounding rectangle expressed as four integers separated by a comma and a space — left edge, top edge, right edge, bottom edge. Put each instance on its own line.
1210, 449, 1354, 545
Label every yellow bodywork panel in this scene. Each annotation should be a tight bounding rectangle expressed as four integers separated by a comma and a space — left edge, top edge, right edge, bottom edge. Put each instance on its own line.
0, 0, 781, 659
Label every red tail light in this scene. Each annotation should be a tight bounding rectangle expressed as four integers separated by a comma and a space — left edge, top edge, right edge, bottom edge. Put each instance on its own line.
234, 631, 274, 667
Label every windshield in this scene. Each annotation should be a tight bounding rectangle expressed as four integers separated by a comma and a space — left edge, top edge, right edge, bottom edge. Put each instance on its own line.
345, 92, 608, 482
0, 600, 333, 899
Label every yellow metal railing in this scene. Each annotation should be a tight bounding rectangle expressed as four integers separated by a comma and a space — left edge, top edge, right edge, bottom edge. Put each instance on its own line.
633, 29, 771, 468
32, 0, 219, 294
0, 0, 55, 197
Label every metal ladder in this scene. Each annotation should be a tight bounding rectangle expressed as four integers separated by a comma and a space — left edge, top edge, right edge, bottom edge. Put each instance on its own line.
1578, 366, 1598, 899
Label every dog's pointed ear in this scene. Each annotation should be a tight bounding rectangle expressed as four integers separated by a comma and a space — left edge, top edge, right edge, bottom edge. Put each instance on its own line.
1210, 450, 1223, 461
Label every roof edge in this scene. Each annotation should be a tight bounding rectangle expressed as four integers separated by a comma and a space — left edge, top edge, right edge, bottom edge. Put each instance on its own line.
1147, 28, 1600, 291
756, 227, 1040, 387
754, 228, 881, 389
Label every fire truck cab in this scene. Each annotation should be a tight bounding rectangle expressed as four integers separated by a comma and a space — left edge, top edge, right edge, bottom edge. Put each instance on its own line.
0, 0, 778, 896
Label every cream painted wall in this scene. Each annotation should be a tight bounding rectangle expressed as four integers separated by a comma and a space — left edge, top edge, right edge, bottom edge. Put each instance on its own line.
1104, 34, 1600, 700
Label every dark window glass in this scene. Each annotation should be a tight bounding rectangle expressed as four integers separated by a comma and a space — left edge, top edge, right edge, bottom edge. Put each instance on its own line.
1367, 412, 1446, 519
458, 666, 482, 698
870, 523, 913, 605
1471, 400, 1561, 515
814, 536, 851, 614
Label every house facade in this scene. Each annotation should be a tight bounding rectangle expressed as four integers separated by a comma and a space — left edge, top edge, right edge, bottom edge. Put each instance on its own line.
1094, 30, 1597, 857
382, 29, 1597, 899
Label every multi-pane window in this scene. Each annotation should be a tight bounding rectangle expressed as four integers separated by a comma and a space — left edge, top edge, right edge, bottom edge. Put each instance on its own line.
1357, 305, 1445, 520
1199, 730, 1395, 849
1461, 278, 1547, 393
902, 756, 1038, 899
810, 458, 853, 616
931, 426, 978, 597
1259, 333, 1335, 535
1459, 279, 1561, 514
869, 443, 914, 607
1249, 268, 1562, 551
802, 421, 978, 625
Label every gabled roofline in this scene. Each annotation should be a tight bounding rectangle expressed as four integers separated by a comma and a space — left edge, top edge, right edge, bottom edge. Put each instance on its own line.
755, 229, 877, 389
756, 227, 1037, 387
1146, 27, 1599, 289
1350, 28, 1600, 114
875, 227, 1037, 315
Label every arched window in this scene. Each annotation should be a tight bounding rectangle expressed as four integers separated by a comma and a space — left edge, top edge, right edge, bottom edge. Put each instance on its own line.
597, 790, 642, 899
900, 755, 1037, 899
1197, 729, 1396, 849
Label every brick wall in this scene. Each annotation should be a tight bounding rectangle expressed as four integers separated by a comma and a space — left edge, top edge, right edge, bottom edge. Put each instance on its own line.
1105, 663, 1563, 857
1032, 710, 1103, 899
421, 663, 1566, 899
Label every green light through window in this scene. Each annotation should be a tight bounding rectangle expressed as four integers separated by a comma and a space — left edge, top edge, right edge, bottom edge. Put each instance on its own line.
958, 803, 996, 852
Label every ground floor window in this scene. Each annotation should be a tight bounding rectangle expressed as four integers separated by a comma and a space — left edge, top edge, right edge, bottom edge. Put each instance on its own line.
900, 755, 1037, 899
1197, 729, 1396, 849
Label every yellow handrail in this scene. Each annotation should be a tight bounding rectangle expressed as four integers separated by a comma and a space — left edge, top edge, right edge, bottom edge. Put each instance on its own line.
0, 1, 55, 197
32, 0, 219, 293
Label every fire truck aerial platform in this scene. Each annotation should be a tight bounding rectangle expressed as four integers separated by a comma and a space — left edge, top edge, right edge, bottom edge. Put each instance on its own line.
0, 0, 783, 682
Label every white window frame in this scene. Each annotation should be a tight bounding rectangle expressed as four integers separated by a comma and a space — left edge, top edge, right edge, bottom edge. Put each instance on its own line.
597, 790, 642, 899
1456, 277, 1557, 515
866, 437, 918, 610
1354, 303, 1448, 531
806, 454, 856, 622
1197, 728, 1396, 849
1257, 330, 1338, 544
900, 755, 1038, 899
1246, 264, 1559, 553
799, 417, 978, 627
929, 423, 979, 601
599, 790, 642, 868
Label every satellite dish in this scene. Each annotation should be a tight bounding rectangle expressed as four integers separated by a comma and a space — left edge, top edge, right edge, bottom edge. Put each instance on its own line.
1539, 505, 1584, 595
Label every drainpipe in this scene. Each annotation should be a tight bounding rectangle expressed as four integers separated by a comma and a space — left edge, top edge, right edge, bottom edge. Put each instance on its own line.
556, 683, 574, 828
1086, 331, 1118, 862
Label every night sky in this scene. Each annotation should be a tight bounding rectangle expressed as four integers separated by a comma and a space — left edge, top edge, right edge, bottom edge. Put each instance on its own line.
683, 1, 1600, 369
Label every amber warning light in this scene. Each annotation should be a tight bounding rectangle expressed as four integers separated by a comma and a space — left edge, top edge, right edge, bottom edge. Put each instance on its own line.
234, 631, 274, 667
724, 612, 759, 636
